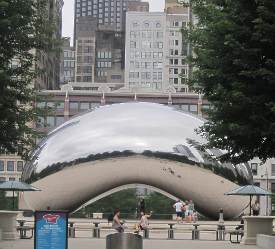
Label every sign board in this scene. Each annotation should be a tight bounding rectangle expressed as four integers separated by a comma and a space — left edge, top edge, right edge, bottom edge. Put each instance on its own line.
35, 211, 68, 249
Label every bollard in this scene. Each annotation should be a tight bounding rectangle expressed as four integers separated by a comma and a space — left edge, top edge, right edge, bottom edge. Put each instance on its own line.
192, 229, 200, 240
216, 225, 225, 241
143, 229, 149, 239
93, 227, 100, 238
106, 233, 143, 249
68, 222, 75, 238
216, 208, 225, 241
218, 208, 224, 224
168, 229, 174, 239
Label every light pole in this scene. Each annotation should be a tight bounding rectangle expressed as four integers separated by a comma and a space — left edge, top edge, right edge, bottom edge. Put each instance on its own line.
261, 166, 269, 216
266, 167, 269, 216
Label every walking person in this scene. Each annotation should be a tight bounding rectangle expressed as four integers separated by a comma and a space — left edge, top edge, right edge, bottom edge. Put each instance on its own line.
173, 200, 183, 223
112, 209, 124, 233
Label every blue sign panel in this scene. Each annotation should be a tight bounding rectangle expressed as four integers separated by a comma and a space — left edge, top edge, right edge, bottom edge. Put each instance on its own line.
35, 211, 68, 249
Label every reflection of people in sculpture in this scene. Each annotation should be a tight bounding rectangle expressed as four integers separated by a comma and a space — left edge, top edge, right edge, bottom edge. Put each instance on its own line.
138, 198, 145, 214
112, 209, 124, 233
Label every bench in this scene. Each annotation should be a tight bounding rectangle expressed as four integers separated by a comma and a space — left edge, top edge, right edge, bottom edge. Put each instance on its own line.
17, 226, 34, 239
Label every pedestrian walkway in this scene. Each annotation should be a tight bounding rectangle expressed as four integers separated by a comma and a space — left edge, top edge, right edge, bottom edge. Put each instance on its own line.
0, 238, 260, 249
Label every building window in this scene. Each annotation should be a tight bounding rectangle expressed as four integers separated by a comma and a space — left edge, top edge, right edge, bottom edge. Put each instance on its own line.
0, 160, 4, 171
56, 116, 65, 126
190, 105, 198, 112
46, 116, 55, 128
37, 102, 46, 108
80, 102, 90, 110
17, 161, 23, 172
251, 163, 258, 176
9, 177, 16, 181
69, 102, 79, 111
272, 164, 275, 176
0, 177, 5, 182
56, 102, 64, 111
36, 116, 44, 128
7, 161, 15, 171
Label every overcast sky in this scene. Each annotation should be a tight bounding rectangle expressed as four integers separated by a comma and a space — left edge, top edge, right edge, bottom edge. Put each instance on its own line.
62, 0, 165, 39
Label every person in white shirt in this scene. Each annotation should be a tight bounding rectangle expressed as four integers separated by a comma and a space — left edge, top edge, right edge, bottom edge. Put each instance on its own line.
173, 200, 184, 222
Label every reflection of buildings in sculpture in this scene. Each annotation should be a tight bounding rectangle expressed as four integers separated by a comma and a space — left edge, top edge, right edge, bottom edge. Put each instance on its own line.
21, 102, 252, 219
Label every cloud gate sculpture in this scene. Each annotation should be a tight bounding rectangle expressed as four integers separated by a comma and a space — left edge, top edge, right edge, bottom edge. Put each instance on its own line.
20, 102, 252, 219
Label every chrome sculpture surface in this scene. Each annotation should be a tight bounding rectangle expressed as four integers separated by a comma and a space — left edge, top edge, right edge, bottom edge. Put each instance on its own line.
21, 102, 252, 218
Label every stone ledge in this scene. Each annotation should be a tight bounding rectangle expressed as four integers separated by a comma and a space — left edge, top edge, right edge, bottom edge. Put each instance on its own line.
257, 234, 275, 249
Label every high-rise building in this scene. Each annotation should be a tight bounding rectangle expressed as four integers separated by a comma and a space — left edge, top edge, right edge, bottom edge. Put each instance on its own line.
35, 0, 64, 90
74, 0, 144, 33
165, 8, 190, 92
165, 0, 186, 12
60, 37, 75, 84
94, 29, 125, 83
125, 5, 190, 92
74, 0, 149, 85
75, 17, 97, 83
125, 12, 166, 91
126, 1, 149, 12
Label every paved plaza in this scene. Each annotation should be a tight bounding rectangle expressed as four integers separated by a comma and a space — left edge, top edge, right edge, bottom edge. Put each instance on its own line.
0, 238, 261, 249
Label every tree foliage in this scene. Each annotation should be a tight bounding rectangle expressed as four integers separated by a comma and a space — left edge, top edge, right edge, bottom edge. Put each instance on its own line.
187, 0, 275, 163
72, 189, 175, 219
0, 0, 57, 158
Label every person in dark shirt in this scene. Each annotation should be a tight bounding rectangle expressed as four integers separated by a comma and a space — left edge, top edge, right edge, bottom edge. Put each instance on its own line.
139, 198, 145, 214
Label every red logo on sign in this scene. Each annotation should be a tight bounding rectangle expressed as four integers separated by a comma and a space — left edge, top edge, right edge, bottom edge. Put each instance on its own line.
43, 214, 60, 224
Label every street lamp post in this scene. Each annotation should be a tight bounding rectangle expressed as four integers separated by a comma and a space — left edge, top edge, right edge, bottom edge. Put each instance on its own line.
261, 166, 269, 216
266, 167, 269, 216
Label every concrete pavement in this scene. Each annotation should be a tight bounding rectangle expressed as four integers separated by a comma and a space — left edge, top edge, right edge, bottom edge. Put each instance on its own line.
0, 238, 260, 249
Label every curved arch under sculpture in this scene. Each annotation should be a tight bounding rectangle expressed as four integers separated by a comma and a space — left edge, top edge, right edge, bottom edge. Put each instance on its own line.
20, 103, 251, 219
72, 183, 178, 213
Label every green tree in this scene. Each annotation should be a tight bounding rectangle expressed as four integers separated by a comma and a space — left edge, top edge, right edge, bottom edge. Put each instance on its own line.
0, 0, 58, 158
144, 192, 175, 218
186, 0, 275, 163
72, 189, 175, 219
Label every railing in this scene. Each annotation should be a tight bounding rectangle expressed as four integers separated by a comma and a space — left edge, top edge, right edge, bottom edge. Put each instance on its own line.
16, 218, 243, 242
66, 219, 240, 241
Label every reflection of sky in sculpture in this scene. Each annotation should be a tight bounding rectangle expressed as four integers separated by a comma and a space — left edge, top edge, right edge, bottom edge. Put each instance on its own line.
23, 102, 252, 183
